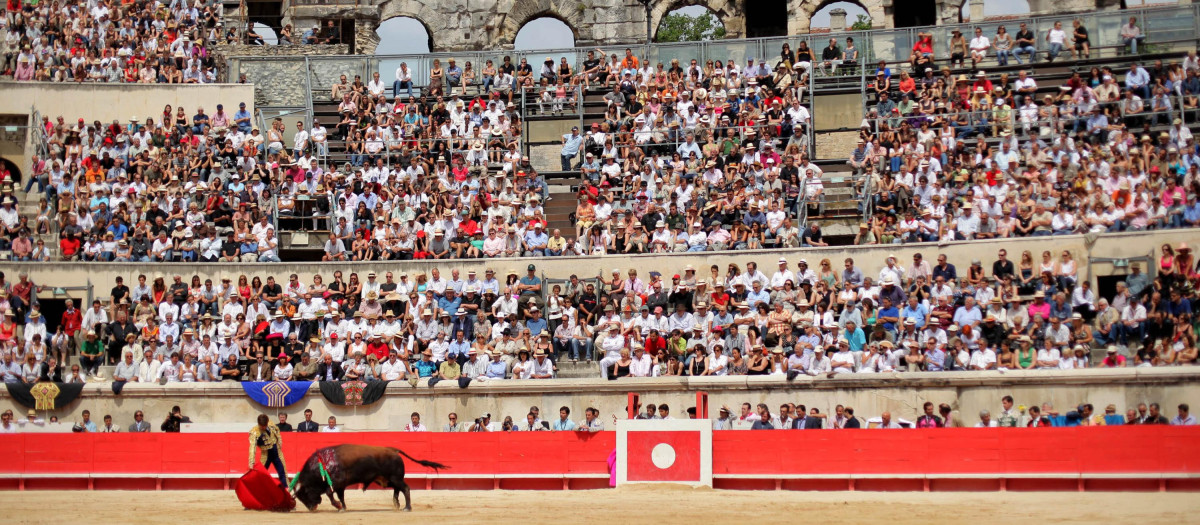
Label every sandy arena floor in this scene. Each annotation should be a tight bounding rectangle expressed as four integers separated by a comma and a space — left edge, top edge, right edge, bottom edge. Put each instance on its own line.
2, 488, 1196, 524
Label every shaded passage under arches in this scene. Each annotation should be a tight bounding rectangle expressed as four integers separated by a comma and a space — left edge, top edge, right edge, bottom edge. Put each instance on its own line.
893, 0, 937, 28
745, 0, 786, 38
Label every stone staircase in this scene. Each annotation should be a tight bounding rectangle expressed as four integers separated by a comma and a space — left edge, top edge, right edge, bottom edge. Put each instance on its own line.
9, 183, 60, 259
807, 160, 864, 245
541, 189, 576, 237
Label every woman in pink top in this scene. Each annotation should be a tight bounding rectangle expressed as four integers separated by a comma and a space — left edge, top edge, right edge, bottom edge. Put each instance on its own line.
1027, 291, 1051, 322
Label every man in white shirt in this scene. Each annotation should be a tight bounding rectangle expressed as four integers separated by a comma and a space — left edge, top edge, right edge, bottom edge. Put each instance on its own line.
367, 72, 386, 97
830, 343, 856, 374
867, 412, 907, 428
705, 348, 728, 376
374, 350, 403, 378
969, 346, 997, 370
1120, 296, 1147, 345
393, 62, 413, 98
597, 325, 626, 380
969, 28, 990, 66
291, 120, 309, 159
770, 260, 796, 293
310, 121, 328, 157
806, 347, 831, 375
667, 304, 695, 333
975, 410, 1000, 427
629, 345, 657, 377
320, 416, 341, 432
1035, 344, 1061, 369
529, 349, 554, 379
404, 412, 427, 432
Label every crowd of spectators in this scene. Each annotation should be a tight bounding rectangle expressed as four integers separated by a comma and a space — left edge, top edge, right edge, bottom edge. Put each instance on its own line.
0, 235, 1195, 385
2, 0, 223, 83
4, 102, 298, 263
0, 43, 823, 263
707, 397, 1195, 429
1, 15, 1199, 387
318, 46, 817, 258
853, 20, 1200, 246
11, 30, 1198, 262
6, 396, 1193, 434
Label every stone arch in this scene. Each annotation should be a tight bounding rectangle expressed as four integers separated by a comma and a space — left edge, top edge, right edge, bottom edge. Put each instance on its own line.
0, 157, 22, 184
376, 0, 441, 49
498, 0, 587, 48
375, 15, 436, 53
650, 0, 746, 40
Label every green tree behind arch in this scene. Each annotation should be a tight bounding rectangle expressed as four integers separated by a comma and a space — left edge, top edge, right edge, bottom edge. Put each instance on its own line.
655, 11, 726, 42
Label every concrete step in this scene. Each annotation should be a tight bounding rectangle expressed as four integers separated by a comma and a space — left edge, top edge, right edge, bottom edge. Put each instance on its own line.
528, 144, 562, 174
544, 190, 576, 234
555, 360, 599, 379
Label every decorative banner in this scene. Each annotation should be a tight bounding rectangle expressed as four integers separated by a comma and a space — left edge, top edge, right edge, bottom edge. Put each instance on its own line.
5, 381, 85, 410
242, 381, 313, 408
318, 380, 389, 406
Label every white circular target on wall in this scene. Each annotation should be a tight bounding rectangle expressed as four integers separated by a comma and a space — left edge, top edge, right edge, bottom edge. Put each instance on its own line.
650, 443, 677, 469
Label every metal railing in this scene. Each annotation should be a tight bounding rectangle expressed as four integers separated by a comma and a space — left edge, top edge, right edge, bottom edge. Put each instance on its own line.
862, 107, 1018, 136
322, 138, 523, 170
223, 3, 1200, 118
795, 178, 809, 234
859, 167, 875, 229
520, 85, 584, 117
27, 106, 49, 163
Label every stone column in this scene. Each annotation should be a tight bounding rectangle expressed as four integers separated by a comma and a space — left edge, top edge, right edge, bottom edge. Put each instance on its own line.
969, 0, 985, 22
830, 8, 847, 31
354, 16, 381, 55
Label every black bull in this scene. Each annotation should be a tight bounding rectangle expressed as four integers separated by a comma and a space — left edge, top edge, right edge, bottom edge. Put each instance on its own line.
293, 444, 449, 511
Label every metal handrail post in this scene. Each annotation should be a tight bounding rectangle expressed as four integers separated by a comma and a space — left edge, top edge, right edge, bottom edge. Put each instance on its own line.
520, 86, 529, 161
797, 178, 808, 233
859, 168, 874, 226
303, 56, 315, 166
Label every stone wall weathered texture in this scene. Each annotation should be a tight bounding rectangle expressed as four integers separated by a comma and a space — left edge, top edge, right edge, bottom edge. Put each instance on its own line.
217, 43, 351, 57
218, 44, 350, 107
265, 0, 1117, 53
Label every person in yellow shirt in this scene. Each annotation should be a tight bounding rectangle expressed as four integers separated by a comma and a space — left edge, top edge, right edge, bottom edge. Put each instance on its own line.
248, 414, 288, 489
546, 228, 567, 256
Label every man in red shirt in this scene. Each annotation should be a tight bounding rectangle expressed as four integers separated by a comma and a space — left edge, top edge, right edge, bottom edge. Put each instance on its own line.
620, 48, 639, 70
60, 299, 82, 351
59, 232, 81, 260
10, 272, 37, 322
365, 333, 389, 361
643, 329, 666, 357
1101, 346, 1127, 367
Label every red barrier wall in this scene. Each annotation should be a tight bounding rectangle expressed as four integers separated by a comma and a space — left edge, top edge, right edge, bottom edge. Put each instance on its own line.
711, 426, 1200, 476
1, 427, 1197, 492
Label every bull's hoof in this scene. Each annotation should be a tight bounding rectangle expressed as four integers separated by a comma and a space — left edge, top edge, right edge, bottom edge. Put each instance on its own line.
404, 507, 412, 512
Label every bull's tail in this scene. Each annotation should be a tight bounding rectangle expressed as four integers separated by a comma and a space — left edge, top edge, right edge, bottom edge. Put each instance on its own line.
392, 448, 449, 472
